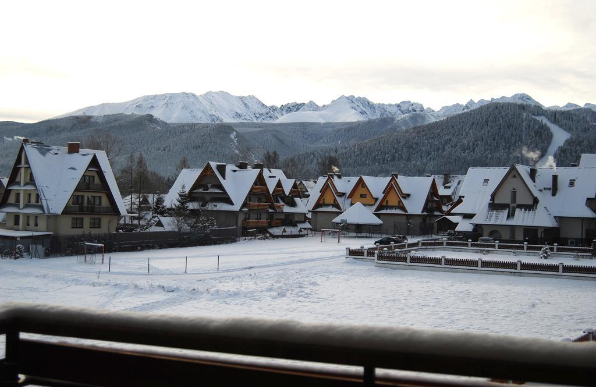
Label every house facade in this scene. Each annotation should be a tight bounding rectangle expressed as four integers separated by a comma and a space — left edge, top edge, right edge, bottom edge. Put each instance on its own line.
470, 164, 596, 245
0, 140, 126, 240
308, 173, 444, 235
165, 162, 308, 237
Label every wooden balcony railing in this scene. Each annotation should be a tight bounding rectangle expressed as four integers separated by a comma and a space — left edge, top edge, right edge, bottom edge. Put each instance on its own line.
270, 219, 282, 227
274, 203, 285, 211
75, 182, 106, 192
64, 205, 115, 214
0, 303, 594, 387
251, 186, 268, 194
273, 188, 284, 195
242, 220, 269, 228
289, 189, 300, 196
246, 203, 270, 210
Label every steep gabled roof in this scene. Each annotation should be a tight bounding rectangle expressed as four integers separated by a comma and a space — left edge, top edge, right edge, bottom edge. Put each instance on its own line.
307, 175, 358, 212
398, 176, 436, 215
164, 169, 203, 208
450, 167, 509, 215
3, 142, 126, 215
332, 202, 382, 225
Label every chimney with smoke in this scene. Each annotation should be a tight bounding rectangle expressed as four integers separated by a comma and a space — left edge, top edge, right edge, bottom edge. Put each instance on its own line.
530, 168, 537, 182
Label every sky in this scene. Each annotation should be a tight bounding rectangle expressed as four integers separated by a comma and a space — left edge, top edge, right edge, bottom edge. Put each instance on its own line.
1, 0, 595, 122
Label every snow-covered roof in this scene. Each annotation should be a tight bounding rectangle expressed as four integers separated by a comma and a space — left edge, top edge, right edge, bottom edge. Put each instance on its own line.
433, 174, 465, 198
397, 176, 435, 215
11, 143, 126, 215
455, 218, 474, 232
579, 154, 596, 168
533, 166, 596, 218
471, 203, 558, 228
149, 216, 179, 232
306, 175, 359, 212
164, 169, 203, 208
437, 215, 463, 224
451, 167, 509, 215
332, 202, 382, 225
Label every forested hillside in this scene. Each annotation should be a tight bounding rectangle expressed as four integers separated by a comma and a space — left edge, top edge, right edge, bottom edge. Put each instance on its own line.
0, 103, 594, 182
281, 103, 557, 177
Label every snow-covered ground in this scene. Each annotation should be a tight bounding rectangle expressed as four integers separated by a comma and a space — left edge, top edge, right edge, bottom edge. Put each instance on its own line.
0, 236, 594, 343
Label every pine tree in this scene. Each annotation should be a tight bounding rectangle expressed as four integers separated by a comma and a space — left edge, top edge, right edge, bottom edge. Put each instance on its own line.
173, 184, 190, 217
152, 194, 167, 216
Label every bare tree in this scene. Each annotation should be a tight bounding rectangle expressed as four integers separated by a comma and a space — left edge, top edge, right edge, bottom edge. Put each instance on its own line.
83, 130, 122, 160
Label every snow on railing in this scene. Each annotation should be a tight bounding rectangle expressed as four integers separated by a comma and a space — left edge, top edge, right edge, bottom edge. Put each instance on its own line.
1, 303, 596, 386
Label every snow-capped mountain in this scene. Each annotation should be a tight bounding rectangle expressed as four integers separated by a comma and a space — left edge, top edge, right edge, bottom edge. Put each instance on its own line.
57, 91, 592, 124
547, 102, 596, 112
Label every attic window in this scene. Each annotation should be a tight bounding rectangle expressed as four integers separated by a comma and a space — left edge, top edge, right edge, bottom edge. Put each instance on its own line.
361, 182, 366, 188
512, 174, 517, 178
360, 194, 367, 198
569, 179, 576, 187
482, 179, 489, 186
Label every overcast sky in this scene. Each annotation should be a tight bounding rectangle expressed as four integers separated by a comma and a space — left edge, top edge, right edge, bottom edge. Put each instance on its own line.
1, 0, 594, 122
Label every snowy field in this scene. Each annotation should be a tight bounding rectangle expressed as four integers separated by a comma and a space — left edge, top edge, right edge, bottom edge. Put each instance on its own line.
1, 236, 595, 343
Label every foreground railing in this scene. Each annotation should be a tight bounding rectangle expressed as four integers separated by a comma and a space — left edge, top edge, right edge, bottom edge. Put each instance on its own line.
0, 303, 595, 386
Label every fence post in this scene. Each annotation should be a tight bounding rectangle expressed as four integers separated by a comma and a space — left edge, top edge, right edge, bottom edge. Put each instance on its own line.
185, 256, 188, 273
554, 243, 558, 253
468, 239, 472, 248
495, 241, 499, 250
517, 260, 521, 271
374, 250, 378, 262
559, 262, 564, 274
418, 240, 422, 247
109, 256, 111, 272
524, 242, 528, 251
0, 331, 20, 384
441, 256, 445, 266
443, 238, 446, 247
346, 247, 350, 258
147, 258, 150, 274
390, 242, 394, 251
407, 253, 411, 264
478, 258, 482, 268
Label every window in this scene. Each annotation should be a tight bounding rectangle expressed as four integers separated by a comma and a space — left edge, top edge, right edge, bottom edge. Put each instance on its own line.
26, 216, 30, 226
512, 174, 517, 178
509, 226, 516, 240
360, 193, 367, 198
34, 216, 38, 227
14, 192, 20, 204
27, 193, 32, 203
361, 182, 366, 188
511, 189, 517, 204
72, 195, 84, 205
82, 175, 95, 184
482, 179, 489, 186
35, 193, 40, 203
87, 196, 102, 206
569, 179, 576, 187
71, 217, 83, 228
385, 200, 389, 205
90, 218, 101, 228
14, 215, 20, 226
29, 172, 35, 182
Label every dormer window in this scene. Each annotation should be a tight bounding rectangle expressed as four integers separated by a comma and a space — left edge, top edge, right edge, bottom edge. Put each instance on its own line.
569, 179, 576, 187
482, 179, 489, 186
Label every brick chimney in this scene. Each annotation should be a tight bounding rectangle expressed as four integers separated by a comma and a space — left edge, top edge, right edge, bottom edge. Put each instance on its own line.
552, 174, 558, 196
530, 168, 537, 182
22, 138, 29, 144
67, 142, 80, 154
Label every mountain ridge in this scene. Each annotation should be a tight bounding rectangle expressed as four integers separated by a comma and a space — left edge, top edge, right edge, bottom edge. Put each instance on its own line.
54, 91, 591, 124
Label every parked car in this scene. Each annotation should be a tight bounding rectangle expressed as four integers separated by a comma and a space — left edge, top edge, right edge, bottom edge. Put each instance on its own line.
374, 235, 408, 246
478, 236, 495, 243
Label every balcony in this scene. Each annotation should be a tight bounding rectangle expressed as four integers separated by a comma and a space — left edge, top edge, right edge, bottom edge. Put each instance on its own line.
273, 187, 284, 195
0, 303, 594, 387
75, 182, 106, 192
274, 203, 285, 211
251, 186, 268, 194
289, 188, 301, 196
242, 220, 269, 228
270, 219, 282, 227
246, 203, 270, 210
64, 205, 115, 214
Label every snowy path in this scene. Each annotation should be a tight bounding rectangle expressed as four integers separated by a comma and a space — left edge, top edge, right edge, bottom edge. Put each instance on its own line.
1, 237, 595, 342
534, 116, 571, 167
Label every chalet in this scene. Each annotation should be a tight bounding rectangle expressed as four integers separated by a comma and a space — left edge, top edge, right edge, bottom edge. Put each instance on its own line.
439, 167, 508, 235
308, 173, 443, 235
164, 162, 308, 237
470, 164, 596, 245
0, 139, 126, 249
